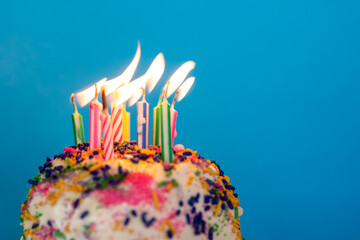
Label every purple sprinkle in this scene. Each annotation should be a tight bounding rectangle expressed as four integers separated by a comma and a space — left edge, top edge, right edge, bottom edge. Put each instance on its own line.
194, 193, 200, 203
175, 210, 181, 216
167, 230, 173, 238
124, 216, 130, 226
93, 150, 99, 155
89, 155, 94, 159
211, 197, 219, 205
204, 195, 211, 204
227, 200, 234, 209
47, 220, 52, 227
208, 227, 213, 240
54, 166, 63, 171
225, 185, 235, 191
109, 179, 120, 185
188, 197, 195, 206
28, 179, 38, 185
73, 199, 80, 209
204, 205, 210, 211
80, 211, 89, 219
191, 206, 196, 214
179, 201, 183, 206
206, 179, 215, 185
131, 210, 137, 216
32, 223, 39, 229
183, 151, 192, 156
186, 213, 191, 224
221, 202, 226, 210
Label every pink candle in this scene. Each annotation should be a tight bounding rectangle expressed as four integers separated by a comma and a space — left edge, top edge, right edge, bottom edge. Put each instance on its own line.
170, 92, 179, 147
89, 84, 102, 150
111, 103, 124, 144
101, 87, 114, 160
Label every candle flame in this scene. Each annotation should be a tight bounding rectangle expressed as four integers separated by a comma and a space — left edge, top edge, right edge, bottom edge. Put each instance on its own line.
74, 42, 140, 107
163, 61, 195, 98
177, 77, 195, 102
105, 42, 141, 95
111, 78, 144, 106
75, 78, 107, 107
127, 53, 165, 106
146, 53, 165, 93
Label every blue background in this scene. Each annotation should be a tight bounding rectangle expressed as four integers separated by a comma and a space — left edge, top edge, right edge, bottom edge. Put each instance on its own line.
1, 0, 360, 239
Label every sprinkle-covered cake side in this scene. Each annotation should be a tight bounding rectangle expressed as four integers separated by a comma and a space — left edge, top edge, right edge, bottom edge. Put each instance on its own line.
21, 142, 243, 240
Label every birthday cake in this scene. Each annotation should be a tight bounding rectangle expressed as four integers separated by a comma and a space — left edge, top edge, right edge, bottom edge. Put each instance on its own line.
20, 142, 243, 240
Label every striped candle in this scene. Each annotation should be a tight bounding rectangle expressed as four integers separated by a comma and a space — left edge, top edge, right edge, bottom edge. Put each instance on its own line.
71, 94, 85, 146
111, 103, 124, 144
89, 85, 102, 150
152, 92, 164, 146
137, 88, 149, 149
160, 96, 174, 163
101, 88, 114, 160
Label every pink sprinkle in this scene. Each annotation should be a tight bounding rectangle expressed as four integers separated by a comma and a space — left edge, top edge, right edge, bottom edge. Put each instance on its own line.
173, 144, 185, 152
63, 147, 77, 155
95, 172, 169, 207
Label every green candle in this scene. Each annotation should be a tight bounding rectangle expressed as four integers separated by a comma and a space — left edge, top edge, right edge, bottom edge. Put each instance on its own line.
153, 92, 164, 146
71, 94, 85, 146
160, 83, 174, 163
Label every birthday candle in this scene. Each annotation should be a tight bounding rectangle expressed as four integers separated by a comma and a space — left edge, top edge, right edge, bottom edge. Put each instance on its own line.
89, 84, 102, 150
170, 92, 178, 147
100, 87, 114, 160
137, 88, 149, 149
160, 82, 174, 163
111, 91, 125, 144
71, 94, 85, 146
153, 92, 164, 146
123, 109, 131, 142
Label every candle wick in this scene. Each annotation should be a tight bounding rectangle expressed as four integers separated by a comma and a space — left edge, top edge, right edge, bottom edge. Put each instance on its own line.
140, 87, 146, 101
157, 92, 165, 105
171, 91, 179, 107
71, 94, 78, 112
101, 86, 108, 113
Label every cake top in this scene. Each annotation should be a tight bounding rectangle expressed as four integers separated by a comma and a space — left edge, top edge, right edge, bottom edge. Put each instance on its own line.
21, 142, 242, 240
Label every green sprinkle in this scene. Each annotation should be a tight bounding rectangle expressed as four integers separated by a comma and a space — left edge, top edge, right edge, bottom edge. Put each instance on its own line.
86, 163, 95, 168
84, 225, 91, 234
157, 181, 167, 187
53, 230, 66, 239
166, 171, 172, 177
213, 188, 219, 195
212, 223, 219, 231
33, 175, 41, 182
235, 206, 239, 219
35, 212, 43, 219
195, 171, 201, 176
171, 179, 179, 187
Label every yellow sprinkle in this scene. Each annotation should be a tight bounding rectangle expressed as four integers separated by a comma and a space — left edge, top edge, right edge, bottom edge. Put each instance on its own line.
166, 220, 176, 234
65, 224, 70, 233
89, 162, 103, 171
232, 228, 236, 233
74, 171, 90, 181
200, 180, 210, 191
214, 200, 222, 216
140, 149, 155, 155
128, 229, 134, 234
152, 192, 161, 210
113, 221, 120, 231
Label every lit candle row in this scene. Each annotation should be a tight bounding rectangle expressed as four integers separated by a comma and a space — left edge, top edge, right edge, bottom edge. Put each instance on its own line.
70, 44, 195, 162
